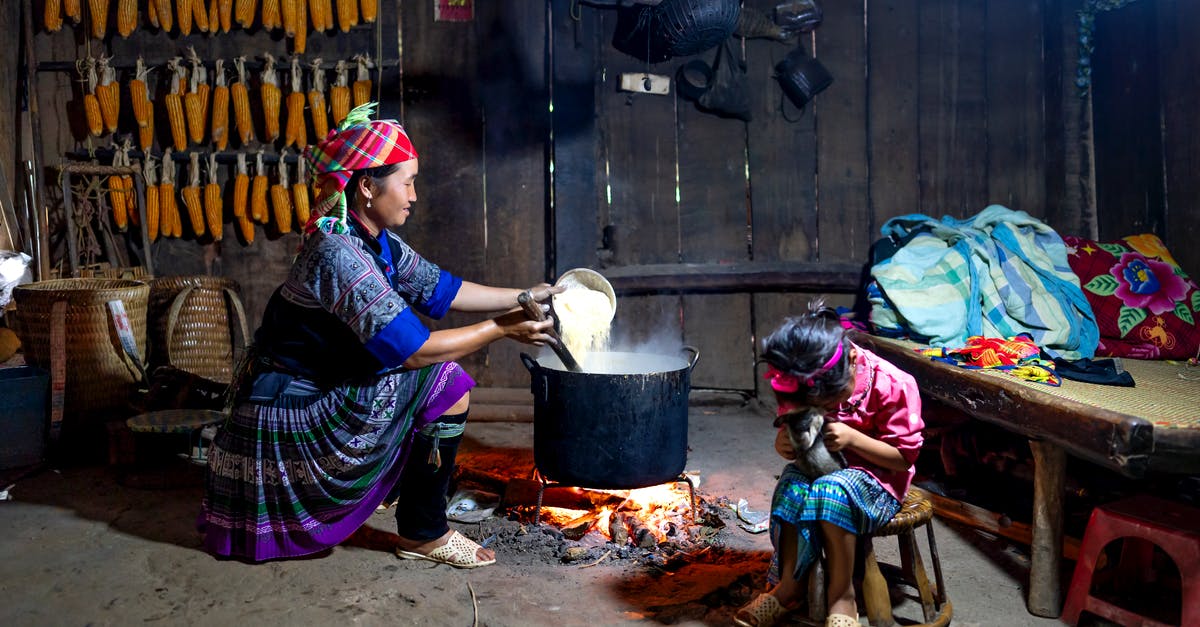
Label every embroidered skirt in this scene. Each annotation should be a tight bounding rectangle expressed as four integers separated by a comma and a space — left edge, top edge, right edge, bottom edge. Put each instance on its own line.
200, 362, 474, 561
768, 465, 901, 584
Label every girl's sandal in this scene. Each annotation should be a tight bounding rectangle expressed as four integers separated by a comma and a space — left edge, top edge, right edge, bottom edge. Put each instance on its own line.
733, 592, 790, 627
825, 613, 860, 627
395, 530, 496, 569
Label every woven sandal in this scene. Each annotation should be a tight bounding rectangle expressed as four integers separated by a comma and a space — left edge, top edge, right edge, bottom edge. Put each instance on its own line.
825, 613, 859, 627
733, 593, 789, 627
395, 530, 496, 569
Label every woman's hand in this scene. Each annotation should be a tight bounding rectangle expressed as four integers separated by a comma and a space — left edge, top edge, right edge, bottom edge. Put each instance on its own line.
493, 309, 556, 346
525, 283, 565, 304
822, 422, 860, 453
774, 427, 796, 460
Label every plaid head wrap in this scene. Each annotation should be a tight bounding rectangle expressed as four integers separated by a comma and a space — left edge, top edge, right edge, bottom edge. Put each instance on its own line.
302, 102, 419, 234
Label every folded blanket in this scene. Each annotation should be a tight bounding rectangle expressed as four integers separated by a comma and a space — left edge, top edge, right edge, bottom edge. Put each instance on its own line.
869, 205, 1099, 360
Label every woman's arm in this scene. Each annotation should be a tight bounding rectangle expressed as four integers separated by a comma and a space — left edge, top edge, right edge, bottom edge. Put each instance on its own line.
450, 281, 561, 313
402, 310, 555, 368
823, 423, 912, 473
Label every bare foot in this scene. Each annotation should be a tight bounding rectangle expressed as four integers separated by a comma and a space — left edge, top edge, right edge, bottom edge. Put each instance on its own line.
396, 530, 495, 563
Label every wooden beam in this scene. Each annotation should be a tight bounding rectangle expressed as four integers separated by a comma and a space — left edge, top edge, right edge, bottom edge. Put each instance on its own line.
603, 262, 865, 295
913, 487, 1081, 562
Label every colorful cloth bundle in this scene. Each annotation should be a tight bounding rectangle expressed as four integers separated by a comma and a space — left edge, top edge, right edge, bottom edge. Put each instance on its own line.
917, 335, 1061, 385
869, 205, 1098, 360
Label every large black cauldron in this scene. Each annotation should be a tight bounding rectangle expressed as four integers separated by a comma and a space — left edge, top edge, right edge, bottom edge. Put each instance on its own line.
521, 348, 699, 489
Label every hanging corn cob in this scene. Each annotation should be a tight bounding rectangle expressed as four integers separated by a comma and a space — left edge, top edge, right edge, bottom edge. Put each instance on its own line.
185, 49, 210, 145
352, 54, 372, 108
130, 57, 153, 130
232, 152, 249, 218
64, 0, 82, 24
262, 0, 281, 30
205, 153, 224, 240
192, 0, 210, 32
108, 145, 130, 231
331, 60, 350, 127
160, 149, 182, 238
272, 155, 293, 234
120, 141, 137, 227
282, 0, 297, 36
177, 0, 193, 34
144, 157, 160, 241
147, 0, 159, 27
211, 59, 230, 150
45, 0, 63, 33
359, 0, 375, 24
216, 0, 232, 32
260, 53, 282, 142
308, 58, 329, 140
165, 57, 188, 150
235, 0, 255, 29
231, 56, 254, 144
182, 152, 206, 237
293, 152, 310, 227
95, 57, 120, 134
138, 104, 156, 151
116, 0, 137, 37
285, 57, 307, 149
155, 0, 173, 32
251, 151, 269, 224
293, 0, 308, 54
319, 0, 334, 30
335, 0, 357, 32
307, 0, 324, 32
81, 58, 103, 138
87, 0, 109, 38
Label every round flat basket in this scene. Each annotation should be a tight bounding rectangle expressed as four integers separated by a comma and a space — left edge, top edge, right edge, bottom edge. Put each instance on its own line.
148, 276, 248, 384
12, 278, 149, 422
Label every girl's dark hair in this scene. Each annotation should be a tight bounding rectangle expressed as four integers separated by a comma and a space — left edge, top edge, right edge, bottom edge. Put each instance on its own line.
760, 298, 853, 402
347, 162, 402, 210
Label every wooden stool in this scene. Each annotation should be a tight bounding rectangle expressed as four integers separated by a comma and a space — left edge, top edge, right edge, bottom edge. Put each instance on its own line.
1061, 495, 1200, 627
806, 488, 953, 627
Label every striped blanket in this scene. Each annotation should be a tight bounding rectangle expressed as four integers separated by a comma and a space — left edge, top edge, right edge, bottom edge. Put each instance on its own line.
869, 205, 1099, 360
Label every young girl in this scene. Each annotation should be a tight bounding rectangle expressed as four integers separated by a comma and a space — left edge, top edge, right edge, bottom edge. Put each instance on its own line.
735, 301, 924, 627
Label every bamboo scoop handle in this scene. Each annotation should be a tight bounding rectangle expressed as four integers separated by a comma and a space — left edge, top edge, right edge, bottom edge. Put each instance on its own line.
518, 290, 582, 372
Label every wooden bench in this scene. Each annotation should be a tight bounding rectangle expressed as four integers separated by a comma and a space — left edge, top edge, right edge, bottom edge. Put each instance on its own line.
860, 333, 1200, 618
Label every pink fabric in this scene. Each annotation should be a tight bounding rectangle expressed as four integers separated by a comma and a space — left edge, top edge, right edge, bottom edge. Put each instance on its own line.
832, 345, 924, 501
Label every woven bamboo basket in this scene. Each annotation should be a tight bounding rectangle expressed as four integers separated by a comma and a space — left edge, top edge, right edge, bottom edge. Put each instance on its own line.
147, 276, 248, 384
12, 278, 149, 421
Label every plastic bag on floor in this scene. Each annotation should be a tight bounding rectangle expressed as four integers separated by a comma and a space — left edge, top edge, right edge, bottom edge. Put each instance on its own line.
446, 488, 500, 523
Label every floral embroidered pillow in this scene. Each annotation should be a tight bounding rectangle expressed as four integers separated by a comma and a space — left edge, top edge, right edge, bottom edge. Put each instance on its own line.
1063, 234, 1200, 359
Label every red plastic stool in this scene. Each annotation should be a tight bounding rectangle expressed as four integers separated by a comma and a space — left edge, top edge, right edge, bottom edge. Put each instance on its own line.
1061, 494, 1200, 627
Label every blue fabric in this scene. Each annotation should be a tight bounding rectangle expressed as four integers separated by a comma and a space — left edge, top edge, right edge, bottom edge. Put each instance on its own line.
416, 271, 462, 320
365, 308, 432, 368
869, 205, 1099, 360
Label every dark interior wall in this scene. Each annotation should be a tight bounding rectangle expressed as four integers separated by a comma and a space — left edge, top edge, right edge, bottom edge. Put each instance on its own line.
20, 0, 1199, 390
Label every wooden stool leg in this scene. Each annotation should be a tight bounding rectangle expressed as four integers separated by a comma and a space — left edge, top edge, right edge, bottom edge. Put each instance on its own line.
861, 538, 894, 627
899, 529, 936, 622
926, 520, 947, 606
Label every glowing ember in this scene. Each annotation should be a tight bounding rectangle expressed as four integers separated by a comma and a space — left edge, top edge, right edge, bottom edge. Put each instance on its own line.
531, 480, 697, 545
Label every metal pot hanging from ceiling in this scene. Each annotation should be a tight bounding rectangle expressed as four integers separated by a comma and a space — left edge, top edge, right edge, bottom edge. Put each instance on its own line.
611, 0, 742, 64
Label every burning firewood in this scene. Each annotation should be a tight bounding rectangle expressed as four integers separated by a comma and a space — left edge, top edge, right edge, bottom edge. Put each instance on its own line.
608, 513, 629, 546
502, 478, 625, 511
560, 512, 601, 541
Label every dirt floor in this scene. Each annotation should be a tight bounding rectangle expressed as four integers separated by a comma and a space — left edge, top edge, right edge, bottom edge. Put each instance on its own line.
0, 392, 1073, 627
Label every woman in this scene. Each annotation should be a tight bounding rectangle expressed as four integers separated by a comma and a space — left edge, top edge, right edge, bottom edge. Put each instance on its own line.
200, 103, 559, 567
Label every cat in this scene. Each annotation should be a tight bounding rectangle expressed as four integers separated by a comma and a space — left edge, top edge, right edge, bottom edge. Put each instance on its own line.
776, 408, 846, 480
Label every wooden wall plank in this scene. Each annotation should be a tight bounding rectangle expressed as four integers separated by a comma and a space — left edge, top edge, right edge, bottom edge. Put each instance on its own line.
595, 8, 684, 363
399, 0, 488, 378
0, 1, 18, 251
1092, 0, 1164, 239
1157, 0, 1200, 277
550, 0, 601, 276
476, 1, 548, 386
675, 37, 753, 390
867, 0, 920, 226
918, 0, 988, 218
815, 0, 870, 260
986, 0, 1044, 216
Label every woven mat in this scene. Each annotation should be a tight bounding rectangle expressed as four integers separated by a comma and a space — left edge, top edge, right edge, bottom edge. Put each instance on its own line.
873, 338, 1200, 430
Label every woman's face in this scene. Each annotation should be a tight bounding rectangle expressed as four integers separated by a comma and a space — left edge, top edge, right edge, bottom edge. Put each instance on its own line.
359, 159, 419, 231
